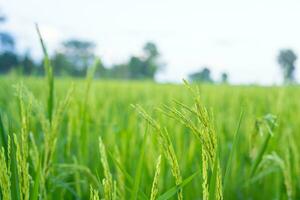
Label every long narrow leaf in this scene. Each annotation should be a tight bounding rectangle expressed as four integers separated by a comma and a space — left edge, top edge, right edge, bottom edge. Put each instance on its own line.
208, 155, 219, 200
31, 162, 41, 200
35, 23, 54, 124
223, 109, 244, 190
107, 150, 148, 200
0, 113, 8, 154
157, 169, 200, 200
250, 133, 271, 177
130, 130, 148, 200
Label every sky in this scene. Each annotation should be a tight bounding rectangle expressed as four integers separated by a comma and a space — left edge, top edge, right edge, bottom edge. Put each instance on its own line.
1, 0, 300, 84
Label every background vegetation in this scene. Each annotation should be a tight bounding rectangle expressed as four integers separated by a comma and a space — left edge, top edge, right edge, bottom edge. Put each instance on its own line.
0, 72, 299, 199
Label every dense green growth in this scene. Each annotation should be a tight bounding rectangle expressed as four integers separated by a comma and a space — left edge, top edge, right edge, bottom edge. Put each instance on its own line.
0, 74, 299, 199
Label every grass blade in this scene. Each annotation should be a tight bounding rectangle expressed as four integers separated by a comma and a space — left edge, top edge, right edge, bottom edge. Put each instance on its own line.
208, 154, 219, 200
0, 113, 8, 155
9, 123, 20, 200
157, 169, 200, 200
107, 150, 148, 200
130, 130, 148, 200
250, 133, 271, 177
31, 162, 41, 200
35, 23, 54, 124
223, 109, 244, 190
150, 155, 162, 200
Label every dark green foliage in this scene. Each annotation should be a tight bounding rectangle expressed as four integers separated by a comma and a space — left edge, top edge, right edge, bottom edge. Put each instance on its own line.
221, 72, 228, 84
0, 51, 18, 73
277, 49, 297, 84
189, 67, 213, 83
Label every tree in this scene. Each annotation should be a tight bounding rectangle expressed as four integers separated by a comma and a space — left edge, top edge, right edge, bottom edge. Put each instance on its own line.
0, 13, 18, 74
188, 67, 213, 83
51, 52, 72, 76
20, 53, 36, 75
142, 42, 163, 79
221, 72, 228, 83
143, 42, 159, 59
277, 49, 297, 84
94, 57, 107, 78
0, 14, 15, 52
127, 56, 148, 79
0, 51, 18, 73
109, 42, 164, 80
58, 39, 96, 76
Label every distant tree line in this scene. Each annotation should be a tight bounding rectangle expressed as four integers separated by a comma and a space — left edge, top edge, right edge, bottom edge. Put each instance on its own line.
189, 49, 298, 84
188, 67, 228, 84
0, 14, 164, 80
0, 13, 298, 84
277, 49, 297, 84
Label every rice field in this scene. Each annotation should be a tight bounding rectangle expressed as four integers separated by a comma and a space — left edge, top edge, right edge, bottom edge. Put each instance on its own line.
0, 70, 300, 200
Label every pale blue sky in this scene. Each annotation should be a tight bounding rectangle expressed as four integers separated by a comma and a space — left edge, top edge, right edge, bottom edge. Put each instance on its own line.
1, 0, 300, 84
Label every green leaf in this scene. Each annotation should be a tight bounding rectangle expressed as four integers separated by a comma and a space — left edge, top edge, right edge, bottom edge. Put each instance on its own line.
36, 23, 54, 124
250, 114, 277, 177
9, 126, 20, 200
157, 169, 200, 200
107, 150, 148, 200
130, 130, 148, 200
208, 154, 219, 200
0, 113, 8, 154
223, 109, 244, 190
31, 162, 41, 200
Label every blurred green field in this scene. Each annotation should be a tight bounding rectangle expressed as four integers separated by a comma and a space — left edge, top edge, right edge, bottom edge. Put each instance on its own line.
0, 75, 300, 200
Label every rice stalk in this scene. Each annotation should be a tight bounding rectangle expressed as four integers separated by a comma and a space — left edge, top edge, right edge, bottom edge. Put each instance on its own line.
14, 83, 32, 200
90, 185, 100, 200
14, 134, 30, 200
42, 84, 74, 178
79, 59, 98, 163
35, 23, 54, 124
133, 105, 183, 200
114, 147, 125, 199
250, 114, 277, 177
0, 147, 11, 200
150, 155, 162, 200
160, 81, 223, 200
263, 152, 293, 200
99, 137, 116, 200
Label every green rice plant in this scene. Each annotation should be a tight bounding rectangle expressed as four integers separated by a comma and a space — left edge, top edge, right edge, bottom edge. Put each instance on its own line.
107, 150, 148, 200
14, 134, 30, 200
223, 109, 244, 195
99, 137, 116, 200
35, 24, 54, 124
0, 147, 11, 200
160, 81, 223, 200
133, 105, 183, 200
261, 152, 293, 200
1, 67, 300, 199
157, 169, 201, 200
14, 84, 32, 200
287, 133, 300, 194
90, 185, 100, 200
130, 129, 148, 200
8, 124, 21, 200
114, 147, 125, 199
42, 84, 74, 178
150, 155, 162, 200
0, 114, 18, 200
79, 59, 98, 163
14, 82, 74, 198
57, 163, 100, 188
0, 114, 8, 157
250, 114, 277, 177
